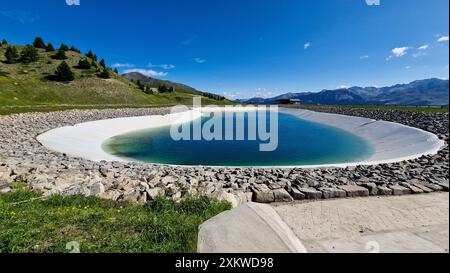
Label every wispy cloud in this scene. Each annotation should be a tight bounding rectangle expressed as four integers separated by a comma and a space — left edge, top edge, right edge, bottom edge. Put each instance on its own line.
406, 66, 412, 70
418, 44, 429, 50
386, 47, 409, 61
148, 63, 176, 69
123, 69, 168, 77
112, 63, 134, 68
0, 10, 40, 24
304, 42, 311, 49
181, 35, 198, 46
360, 55, 369, 60
222, 92, 242, 100
194, 58, 206, 64
437, 35, 449, 42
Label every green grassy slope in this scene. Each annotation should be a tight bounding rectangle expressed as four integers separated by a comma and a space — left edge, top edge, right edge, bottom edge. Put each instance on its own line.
0, 43, 233, 114
0, 184, 231, 253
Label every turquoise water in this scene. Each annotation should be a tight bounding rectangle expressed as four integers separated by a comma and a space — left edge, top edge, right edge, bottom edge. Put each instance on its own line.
102, 112, 373, 167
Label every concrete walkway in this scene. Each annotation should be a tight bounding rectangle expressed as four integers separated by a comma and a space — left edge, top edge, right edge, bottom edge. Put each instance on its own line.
199, 193, 449, 253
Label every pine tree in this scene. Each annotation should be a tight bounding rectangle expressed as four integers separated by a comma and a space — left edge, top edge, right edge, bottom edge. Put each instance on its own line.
55, 61, 75, 81
85, 50, 98, 62
59, 43, 69, 51
20, 45, 39, 63
98, 68, 110, 79
99, 58, 106, 68
46, 43, 55, 52
86, 50, 95, 59
1, 39, 8, 46
33, 37, 46, 49
158, 85, 168, 93
76, 58, 91, 69
4, 46, 19, 64
70, 46, 81, 53
114, 68, 119, 74
52, 49, 68, 60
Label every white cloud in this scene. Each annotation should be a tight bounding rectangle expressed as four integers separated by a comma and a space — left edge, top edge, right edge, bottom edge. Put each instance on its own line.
437, 35, 449, 42
112, 63, 134, 68
123, 69, 168, 77
148, 63, 176, 69
194, 58, 206, 64
338, 85, 350, 89
386, 47, 409, 60
360, 55, 369, 60
304, 42, 311, 49
418, 44, 429, 50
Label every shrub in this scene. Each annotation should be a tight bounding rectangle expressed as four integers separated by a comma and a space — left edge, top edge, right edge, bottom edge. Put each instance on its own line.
55, 61, 75, 81
4, 46, 19, 64
1, 39, 8, 46
33, 37, 46, 49
20, 46, 39, 63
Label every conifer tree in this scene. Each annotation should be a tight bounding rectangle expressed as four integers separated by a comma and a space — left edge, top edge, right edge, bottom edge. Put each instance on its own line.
20, 45, 39, 63
98, 68, 110, 79
59, 43, 69, 51
55, 61, 75, 81
33, 37, 46, 49
76, 58, 91, 69
52, 49, 68, 60
99, 58, 106, 68
4, 46, 19, 64
46, 43, 55, 52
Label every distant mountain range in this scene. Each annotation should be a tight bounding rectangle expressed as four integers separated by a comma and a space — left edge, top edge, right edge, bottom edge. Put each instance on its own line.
236, 79, 449, 106
123, 72, 203, 95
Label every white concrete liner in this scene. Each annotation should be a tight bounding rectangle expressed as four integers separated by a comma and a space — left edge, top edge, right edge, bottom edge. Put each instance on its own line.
281, 108, 445, 166
37, 107, 445, 168
198, 202, 307, 253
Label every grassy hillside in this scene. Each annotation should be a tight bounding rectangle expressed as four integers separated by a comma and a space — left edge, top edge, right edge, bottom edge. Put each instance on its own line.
0, 42, 233, 114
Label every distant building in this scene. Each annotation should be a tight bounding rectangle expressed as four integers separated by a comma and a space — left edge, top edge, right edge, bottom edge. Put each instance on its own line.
277, 99, 301, 105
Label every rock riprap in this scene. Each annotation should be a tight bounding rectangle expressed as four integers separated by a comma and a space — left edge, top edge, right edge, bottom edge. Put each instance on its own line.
0, 107, 448, 205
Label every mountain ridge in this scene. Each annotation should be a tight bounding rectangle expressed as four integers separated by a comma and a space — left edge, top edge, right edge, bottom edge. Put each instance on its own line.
236, 78, 449, 106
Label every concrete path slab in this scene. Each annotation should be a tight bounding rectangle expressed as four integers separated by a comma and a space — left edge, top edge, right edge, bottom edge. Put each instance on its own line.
198, 202, 307, 253
272, 193, 449, 253
199, 193, 448, 253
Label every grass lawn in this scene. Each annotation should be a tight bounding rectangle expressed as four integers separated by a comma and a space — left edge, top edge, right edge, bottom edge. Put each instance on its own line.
0, 184, 231, 253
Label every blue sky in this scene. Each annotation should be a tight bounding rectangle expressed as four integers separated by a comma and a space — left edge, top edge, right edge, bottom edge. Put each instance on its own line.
0, 0, 448, 99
